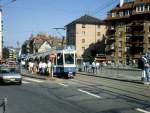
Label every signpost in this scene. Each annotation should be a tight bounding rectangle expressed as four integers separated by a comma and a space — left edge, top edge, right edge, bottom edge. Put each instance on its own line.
49, 54, 56, 79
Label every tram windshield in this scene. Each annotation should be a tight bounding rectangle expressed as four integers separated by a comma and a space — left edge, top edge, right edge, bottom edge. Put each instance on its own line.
64, 53, 74, 64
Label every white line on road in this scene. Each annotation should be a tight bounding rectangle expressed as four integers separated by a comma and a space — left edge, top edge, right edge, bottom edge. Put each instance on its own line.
22, 81, 30, 84
23, 77, 44, 83
78, 89, 102, 99
58, 83, 68, 87
135, 108, 150, 113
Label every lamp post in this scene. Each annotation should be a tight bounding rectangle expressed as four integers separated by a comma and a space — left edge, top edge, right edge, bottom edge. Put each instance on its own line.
0, 0, 17, 60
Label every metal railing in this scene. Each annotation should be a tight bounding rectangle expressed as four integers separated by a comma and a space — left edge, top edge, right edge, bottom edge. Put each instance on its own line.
0, 98, 7, 113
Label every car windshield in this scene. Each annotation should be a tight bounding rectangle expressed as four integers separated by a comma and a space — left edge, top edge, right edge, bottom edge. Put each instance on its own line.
0, 67, 19, 74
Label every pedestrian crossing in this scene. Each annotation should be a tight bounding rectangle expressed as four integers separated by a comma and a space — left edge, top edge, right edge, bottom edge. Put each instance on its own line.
22, 77, 45, 84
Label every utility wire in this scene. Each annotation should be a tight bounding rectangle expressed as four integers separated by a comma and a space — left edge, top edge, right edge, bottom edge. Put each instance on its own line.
91, 0, 116, 14
92, 0, 119, 15
95, 0, 119, 16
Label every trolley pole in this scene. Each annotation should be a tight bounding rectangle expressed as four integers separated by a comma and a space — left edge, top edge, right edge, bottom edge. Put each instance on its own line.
51, 58, 54, 79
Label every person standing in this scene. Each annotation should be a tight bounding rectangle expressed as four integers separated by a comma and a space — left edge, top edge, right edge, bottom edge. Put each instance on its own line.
38, 61, 42, 74
83, 62, 86, 72
47, 60, 52, 77
142, 54, 150, 82
92, 61, 96, 73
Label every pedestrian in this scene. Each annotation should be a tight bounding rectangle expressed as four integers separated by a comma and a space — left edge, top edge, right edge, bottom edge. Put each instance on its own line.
85, 62, 88, 72
83, 62, 86, 72
38, 61, 42, 74
28, 61, 34, 74
142, 54, 150, 82
140, 56, 145, 81
92, 61, 96, 73
96, 62, 100, 72
47, 60, 52, 76
41, 61, 47, 75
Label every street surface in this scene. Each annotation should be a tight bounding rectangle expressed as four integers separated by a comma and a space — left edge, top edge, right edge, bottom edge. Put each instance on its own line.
0, 73, 150, 113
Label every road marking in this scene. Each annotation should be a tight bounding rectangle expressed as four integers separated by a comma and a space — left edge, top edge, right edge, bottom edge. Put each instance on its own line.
135, 108, 150, 113
23, 77, 44, 83
22, 81, 30, 84
58, 83, 68, 87
78, 89, 102, 99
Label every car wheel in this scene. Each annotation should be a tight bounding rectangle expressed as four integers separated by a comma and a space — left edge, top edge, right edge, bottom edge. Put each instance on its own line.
17, 81, 22, 85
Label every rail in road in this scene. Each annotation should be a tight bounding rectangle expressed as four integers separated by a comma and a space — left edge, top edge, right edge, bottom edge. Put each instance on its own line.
56, 74, 150, 113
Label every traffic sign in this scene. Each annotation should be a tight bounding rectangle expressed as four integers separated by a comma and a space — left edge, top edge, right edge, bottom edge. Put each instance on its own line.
49, 54, 56, 58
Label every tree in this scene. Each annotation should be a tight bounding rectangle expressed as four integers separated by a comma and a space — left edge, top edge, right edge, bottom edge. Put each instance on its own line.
82, 36, 106, 62
3, 47, 9, 59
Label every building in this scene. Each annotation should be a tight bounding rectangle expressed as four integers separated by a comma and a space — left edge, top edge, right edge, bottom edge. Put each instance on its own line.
66, 15, 107, 58
8, 48, 19, 61
106, 0, 150, 65
21, 33, 63, 55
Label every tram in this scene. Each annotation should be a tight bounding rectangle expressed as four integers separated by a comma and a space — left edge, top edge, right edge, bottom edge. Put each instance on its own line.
26, 46, 76, 77
53, 46, 76, 77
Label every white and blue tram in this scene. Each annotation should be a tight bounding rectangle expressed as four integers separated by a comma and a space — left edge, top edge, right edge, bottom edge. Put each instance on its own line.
53, 46, 76, 77
27, 46, 76, 77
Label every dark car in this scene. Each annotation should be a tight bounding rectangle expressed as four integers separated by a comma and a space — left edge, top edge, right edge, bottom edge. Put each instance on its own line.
0, 65, 22, 85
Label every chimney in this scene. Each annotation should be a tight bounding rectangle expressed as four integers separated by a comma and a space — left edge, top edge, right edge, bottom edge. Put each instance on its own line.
120, 0, 124, 7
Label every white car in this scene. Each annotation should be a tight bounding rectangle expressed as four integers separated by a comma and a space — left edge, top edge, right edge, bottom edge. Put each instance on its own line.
0, 66, 22, 85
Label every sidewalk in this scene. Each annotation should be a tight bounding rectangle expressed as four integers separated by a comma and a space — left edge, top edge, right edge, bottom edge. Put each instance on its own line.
21, 68, 148, 84
77, 67, 143, 84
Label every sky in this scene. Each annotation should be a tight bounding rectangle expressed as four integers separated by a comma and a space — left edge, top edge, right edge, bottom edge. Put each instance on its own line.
1, 0, 119, 47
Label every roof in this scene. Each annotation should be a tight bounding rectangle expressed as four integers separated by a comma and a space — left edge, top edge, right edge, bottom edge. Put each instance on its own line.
111, 2, 134, 12
66, 15, 105, 26
135, 0, 150, 5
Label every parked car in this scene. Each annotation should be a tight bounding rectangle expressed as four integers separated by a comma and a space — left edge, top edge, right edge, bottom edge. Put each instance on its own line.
0, 65, 22, 85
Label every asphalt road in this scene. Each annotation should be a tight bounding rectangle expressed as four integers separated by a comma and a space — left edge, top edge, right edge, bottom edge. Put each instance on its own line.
0, 74, 150, 113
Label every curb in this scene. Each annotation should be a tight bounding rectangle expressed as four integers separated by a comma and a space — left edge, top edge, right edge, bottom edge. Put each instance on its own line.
105, 67, 142, 71
77, 72, 143, 84
21, 73, 49, 80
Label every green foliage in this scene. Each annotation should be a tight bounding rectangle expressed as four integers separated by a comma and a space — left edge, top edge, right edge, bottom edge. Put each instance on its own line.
82, 36, 106, 62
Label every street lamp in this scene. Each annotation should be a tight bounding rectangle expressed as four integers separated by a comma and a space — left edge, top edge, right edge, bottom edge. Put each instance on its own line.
0, 0, 17, 60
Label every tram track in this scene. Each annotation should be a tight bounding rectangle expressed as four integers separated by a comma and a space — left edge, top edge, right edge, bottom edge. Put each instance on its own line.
69, 74, 150, 106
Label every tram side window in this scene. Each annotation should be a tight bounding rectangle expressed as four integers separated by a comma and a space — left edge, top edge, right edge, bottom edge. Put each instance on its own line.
57, 53, 63, 65
64, 53, 74, 64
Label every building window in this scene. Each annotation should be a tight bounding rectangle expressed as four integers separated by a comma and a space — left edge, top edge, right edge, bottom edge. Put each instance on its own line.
82, 47, 85, 51
97, 32, 101, 36
82, 24, 85, 28
97, 25, 101, 28
124, 10, 130, 16
82, 31, 85, 35
148, 26, 150, 32
112, 12, 116, 17
136, 5, 145, 12
148, 5, 150, 11
82, 39, 85, 43
119, 11, 123, 17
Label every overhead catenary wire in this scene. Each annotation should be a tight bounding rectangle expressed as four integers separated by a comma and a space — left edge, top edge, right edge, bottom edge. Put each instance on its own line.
92, 0, 119, 16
